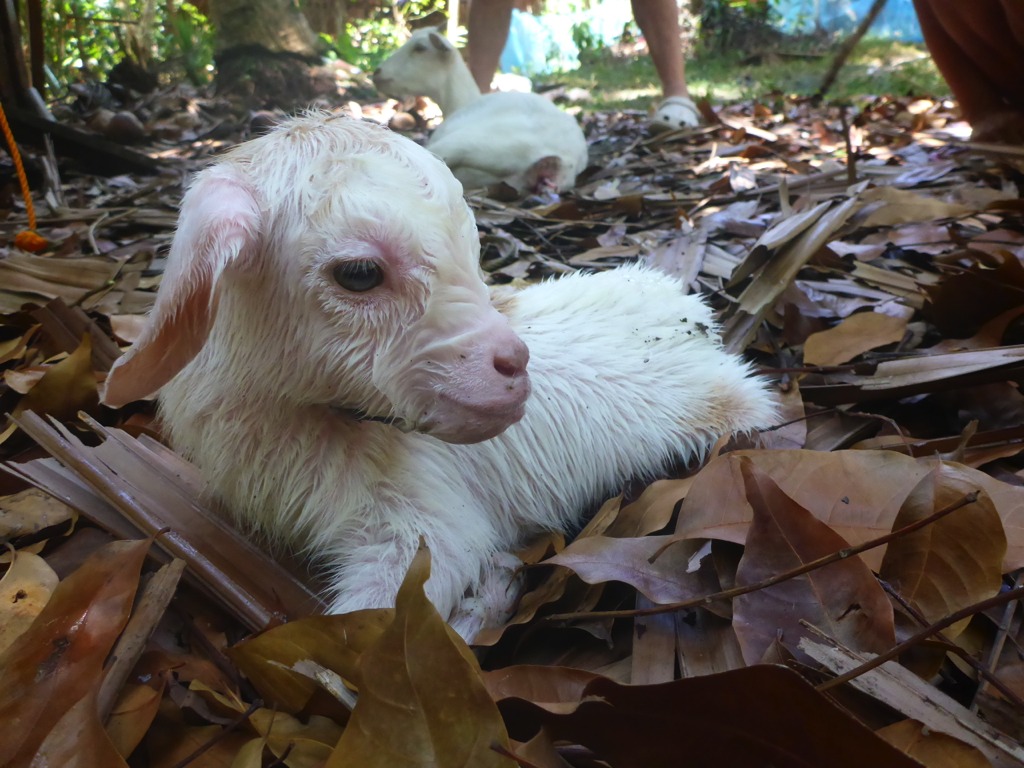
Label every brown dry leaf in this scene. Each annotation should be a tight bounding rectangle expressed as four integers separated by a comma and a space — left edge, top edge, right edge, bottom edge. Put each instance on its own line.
677, 450, 1024, 572
473, 495, 623, 646
877, 719, 993, 768
228, 611, 392, 714
8, 412, 325, 631
482, 665, 600, 711
0, 538, 149, 765
676, 606, 746, 677
0, 325, 35, 366
937, 460, 1024, 571
879, 467, 1005, 639
248, 709, 343, 767
851, 346, 1024, 391
0, 251, 127, 311
923, 251, 1024, 337
803, 311, 908, 366
144, 711, 251, 768
0, 488, 76, 538
498, 665, 921, 767
0, 547, 59, 653
106, 683, 165, 759
731, 459, 895, 664
800, 635, 1024, 767
677, 450, 930, 570
509, 729, 573, 768
231, 737, 267, 768
630, 595, 676, 684
31, 691, 130, 767
858, 187, 973, 227
605, 479, 690, 537
13, 333, 98, 421
544, 536, 700, 604
326, 544, 515, 767
724, 196, 863, 351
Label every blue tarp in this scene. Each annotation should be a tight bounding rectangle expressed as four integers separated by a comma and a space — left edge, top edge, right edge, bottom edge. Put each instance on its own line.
772, 0, 922, 41
501, 0, 924, 76
500, 5, 634, 77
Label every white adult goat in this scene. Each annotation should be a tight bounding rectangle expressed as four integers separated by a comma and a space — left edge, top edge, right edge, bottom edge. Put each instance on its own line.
102, 114, 776, 639
373, 26, 589, 194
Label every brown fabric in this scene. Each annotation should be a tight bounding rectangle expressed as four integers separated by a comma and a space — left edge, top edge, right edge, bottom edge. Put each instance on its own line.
914, 0, 1024, 141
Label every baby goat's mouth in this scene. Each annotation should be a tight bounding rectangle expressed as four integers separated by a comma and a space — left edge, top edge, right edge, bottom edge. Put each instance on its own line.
329, 386, 529, 444
415, 383, 530, 444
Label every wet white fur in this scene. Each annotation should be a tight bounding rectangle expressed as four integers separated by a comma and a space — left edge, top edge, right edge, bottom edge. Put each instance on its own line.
103, 114, 776, 639
373, 27, 589, 193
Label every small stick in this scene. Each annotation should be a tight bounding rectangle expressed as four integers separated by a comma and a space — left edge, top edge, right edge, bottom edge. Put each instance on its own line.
879, 579, 1024, 708
99, 558, 186, 720
171, 700, 263, 768
840, 106, 857, 186
817, 586, 1024, 692
546, 490, 980, 622
971, 569, 1024, 711
815, 0, 889, 100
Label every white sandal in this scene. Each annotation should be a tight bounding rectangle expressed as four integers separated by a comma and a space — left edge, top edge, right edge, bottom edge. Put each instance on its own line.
649, 96, 701, 133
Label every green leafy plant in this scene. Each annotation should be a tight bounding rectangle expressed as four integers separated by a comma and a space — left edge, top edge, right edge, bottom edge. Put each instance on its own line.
42, 0, 214, 96
696, 0, 779, 54
314, 1, 449, 73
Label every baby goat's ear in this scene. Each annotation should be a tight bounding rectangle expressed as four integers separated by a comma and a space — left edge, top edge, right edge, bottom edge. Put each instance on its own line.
102, 166, 261, 407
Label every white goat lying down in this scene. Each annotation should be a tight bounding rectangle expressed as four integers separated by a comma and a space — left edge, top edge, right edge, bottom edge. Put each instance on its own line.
103, 114, 776, 638
373, 26, 589, 195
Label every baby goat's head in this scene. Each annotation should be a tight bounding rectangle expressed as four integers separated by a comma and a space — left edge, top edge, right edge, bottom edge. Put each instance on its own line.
103, 114, 530, 443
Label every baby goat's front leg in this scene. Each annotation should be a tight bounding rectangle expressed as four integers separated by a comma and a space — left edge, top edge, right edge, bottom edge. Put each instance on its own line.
324, 490, 514, 639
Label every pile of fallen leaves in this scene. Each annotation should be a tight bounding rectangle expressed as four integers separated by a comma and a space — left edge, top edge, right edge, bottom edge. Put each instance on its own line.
4, 82, 1024, 767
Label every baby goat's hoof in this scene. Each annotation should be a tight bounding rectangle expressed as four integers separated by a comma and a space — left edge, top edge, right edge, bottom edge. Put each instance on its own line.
450, 551, 524, 642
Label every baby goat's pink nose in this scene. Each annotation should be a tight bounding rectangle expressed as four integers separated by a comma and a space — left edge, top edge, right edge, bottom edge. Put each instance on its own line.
494, 339, 529, 378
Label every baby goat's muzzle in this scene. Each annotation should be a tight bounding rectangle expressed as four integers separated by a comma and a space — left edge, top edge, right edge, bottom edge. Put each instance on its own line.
373, 304, 532, 444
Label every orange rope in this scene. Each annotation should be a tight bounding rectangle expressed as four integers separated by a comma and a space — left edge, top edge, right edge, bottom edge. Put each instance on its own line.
0, 101, 35, 231
0, 100, 47, 252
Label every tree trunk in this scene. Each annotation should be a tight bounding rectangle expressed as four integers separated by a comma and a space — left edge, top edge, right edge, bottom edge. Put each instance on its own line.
207, 0, 326, 109
208, 0, 320, 58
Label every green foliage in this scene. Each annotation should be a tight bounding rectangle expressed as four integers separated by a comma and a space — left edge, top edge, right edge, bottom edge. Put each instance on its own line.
534, 38, 947, 113
164, 3, 215, 86
314, 1, 450, 73
42, 0, 214, 95
697, 0, 779, 54
571, 21, 600, 57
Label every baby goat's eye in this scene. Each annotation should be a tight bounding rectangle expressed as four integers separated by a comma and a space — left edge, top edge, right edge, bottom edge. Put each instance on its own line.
332, 260, 384, 292
412, 42, 428, 53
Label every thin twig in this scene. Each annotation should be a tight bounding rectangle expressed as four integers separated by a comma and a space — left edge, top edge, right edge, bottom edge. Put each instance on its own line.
972, 569, 1024, 711
815, 0, 889, 100
546, 490, 980, 622
99, 558, 186, 720
817, 585, 1024, 692
171, 699, 263, 768
879, 579, 1024, 708
840, 106, 857, 186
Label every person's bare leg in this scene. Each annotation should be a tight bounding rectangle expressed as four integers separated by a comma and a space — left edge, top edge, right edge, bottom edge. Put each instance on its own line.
631, 0, 689, 100
467, 0, 515, 92
632, 0, 698, 130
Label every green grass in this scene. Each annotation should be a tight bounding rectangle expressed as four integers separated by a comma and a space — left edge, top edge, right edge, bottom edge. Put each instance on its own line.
535, 38, 950, 112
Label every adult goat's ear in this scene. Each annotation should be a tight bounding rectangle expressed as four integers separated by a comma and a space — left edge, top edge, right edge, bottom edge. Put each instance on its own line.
102, 165, 261, 407
428, 29, 453, 53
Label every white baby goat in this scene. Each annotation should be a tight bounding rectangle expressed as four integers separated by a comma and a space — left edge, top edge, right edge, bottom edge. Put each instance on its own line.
373, 26, 589, 194
103, 114, 776, 639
